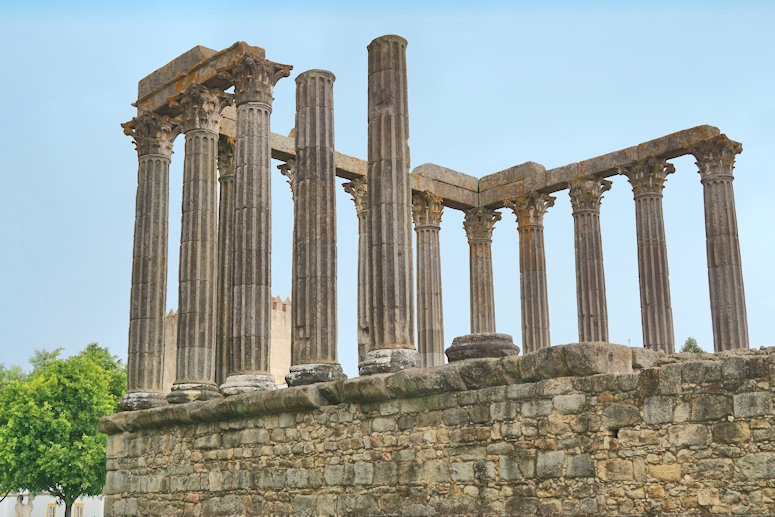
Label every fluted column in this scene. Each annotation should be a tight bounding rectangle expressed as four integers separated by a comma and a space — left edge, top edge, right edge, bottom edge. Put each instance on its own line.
464, 207, 500, 333
447, 207, 517, 362
511, 193, 555, 354
168, 85, 224, 404
120, 113, 179, 411
343, 178, 370, 363
215, 135, 235, 387
286, 70, 346, 386
360, 35, 420, 375
221, 55, 292, 394
692, 135, 749, 352
622, 158, 675, 354
569, 177, 612, 343
412, 191, 445, 367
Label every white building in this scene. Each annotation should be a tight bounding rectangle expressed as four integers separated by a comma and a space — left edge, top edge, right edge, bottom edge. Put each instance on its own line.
0, 494, 103, 517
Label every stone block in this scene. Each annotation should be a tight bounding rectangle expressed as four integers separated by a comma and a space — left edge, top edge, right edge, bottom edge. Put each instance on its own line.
712, 421, 751, 444
536, 451, 565, 478
689, 395, 732, 421
648, 463, 682, 482
342, 374, 392, 403
554, 394, 585, 414
566, 454, 594, 478
733, 392, 773, 418
643, 396, 673, 424
385, 365, 466, 399
682, 360, 722, 384
737, 452, 775, 479
631, 347, 659, 369
520, 345, 569, 381
602, 403, 642, 429
499, 456, 526, 481
722, 355, 770, 381
659, 363, 683, 395
600, 459, 633, 481
667, 424, 710, 447
522, 399, 553, 417
507, 383, 536, 400
450, 357, 507, 390
562, 342, 633, 377
371, 417, 397, 432
490, 401, 518, 421
450, 461, 475, 482
353, 462, 373, 485
324, 464, 344, 486
697, 458, 734, 480
421, 459, 449, 483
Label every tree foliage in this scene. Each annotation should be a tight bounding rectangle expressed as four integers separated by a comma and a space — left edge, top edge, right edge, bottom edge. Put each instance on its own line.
0, 344, 125, 517
680, 336, 705, 354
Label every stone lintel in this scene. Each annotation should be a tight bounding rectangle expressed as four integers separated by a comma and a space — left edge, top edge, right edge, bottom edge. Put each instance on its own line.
478, 161, 548, 208
135, 42, 275, 115
412, 163, 479, 210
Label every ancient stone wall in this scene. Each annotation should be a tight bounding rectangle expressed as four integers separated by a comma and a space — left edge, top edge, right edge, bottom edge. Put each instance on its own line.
101, 344, 775, 516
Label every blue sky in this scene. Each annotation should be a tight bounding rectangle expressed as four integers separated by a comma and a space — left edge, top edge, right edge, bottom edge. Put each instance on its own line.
0, 1, 773, 378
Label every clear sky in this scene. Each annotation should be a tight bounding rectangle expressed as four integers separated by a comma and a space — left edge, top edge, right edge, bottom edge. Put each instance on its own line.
0, 1, 773, 379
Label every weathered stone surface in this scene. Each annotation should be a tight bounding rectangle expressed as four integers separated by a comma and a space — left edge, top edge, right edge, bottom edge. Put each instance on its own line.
562, 342, 633, 377
285, 363, 346, 387
358, 349, 420, 376
631, 346, 660, 370
446, 333, 518, 362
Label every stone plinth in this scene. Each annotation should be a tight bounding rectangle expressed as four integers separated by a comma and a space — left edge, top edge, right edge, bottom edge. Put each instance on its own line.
120, 113, 179, 411
622, 158, 675, 354
692, 135, 749, 352
288, 69, 345, 386
569, 177, 611, 343
361, 34, 419, 374
445, 333, 518, 362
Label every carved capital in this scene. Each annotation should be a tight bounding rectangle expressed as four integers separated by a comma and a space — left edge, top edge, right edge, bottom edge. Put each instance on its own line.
508, 192, 555, 227
218, 135, 236, 179
277, 159, 296, 200
412, 191, 444, 228
692, 135, 742, 183
176, 84, 229, 133
224, 55, 293, 106
568, 177, 612, 212
621, 158, 675, 197
463, 207, 501, 243
122, 113, 180, 157
343, 177, 368, 217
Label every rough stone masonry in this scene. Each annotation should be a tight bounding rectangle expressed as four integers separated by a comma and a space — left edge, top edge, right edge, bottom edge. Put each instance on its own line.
110, 33, 759, 516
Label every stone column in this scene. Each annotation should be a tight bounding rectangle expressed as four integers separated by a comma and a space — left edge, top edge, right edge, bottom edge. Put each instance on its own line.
622, 158, 676, 354
286, 70, 346, 386
343, 178, 370, 364
412, 190, 445, 367
360, 35, 420, 375
221, 56, 292, 394
511, 193, 555, 354
692, 135, 749, 352
168, 85, 224, 404
569, 177, 612, 343
215, 135, 235, 387
447, 207, 517, 362
119, 113, 179, 411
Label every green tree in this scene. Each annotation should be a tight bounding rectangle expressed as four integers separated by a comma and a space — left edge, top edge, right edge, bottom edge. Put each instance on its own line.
0, 364, 25, 384
0, 344, 125, 517
680, 336, 705, 354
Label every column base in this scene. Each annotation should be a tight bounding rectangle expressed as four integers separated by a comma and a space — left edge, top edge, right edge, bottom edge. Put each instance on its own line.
166, 382, 222, 404
359, 348, 420, 376
220, 374, 276, 396
446, 333, 520, 362
119, 391, 168, 411
285, 363, 347, 387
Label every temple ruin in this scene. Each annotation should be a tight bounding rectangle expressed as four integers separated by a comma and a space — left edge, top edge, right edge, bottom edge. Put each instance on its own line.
102, 36, 769, 516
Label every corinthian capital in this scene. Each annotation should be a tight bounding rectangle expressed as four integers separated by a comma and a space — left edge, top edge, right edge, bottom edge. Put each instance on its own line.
343, 177, 368, 216
412, 191, 444, 228
177, 84, 230, 133
620, 157, 675, 197
218, 135, 236, 179
223, 55, 293, 106
277, 159, 296, 201
508, 192, 555, 227
568, 177, 612, 212
463, 207, 501, 243
692, 135, 742, 183
122, 112, 180, 157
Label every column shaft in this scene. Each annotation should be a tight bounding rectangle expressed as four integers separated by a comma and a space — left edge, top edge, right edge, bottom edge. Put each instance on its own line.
512, 193, 554, 354
215, 136, 235, 387
693, 136, 749, 352
223, 56, 292, 394
413, 191, 445, 367
623, 159, 675, 354
465, 207, 500, 334
120, 113, 178, 410
286, 70, 345, 386
360, 34, 419, 375
569, 178, 611, 343
343, 179, 371, 363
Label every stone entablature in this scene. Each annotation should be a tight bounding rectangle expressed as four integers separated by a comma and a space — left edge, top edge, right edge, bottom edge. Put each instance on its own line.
102, 344, 775, 516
